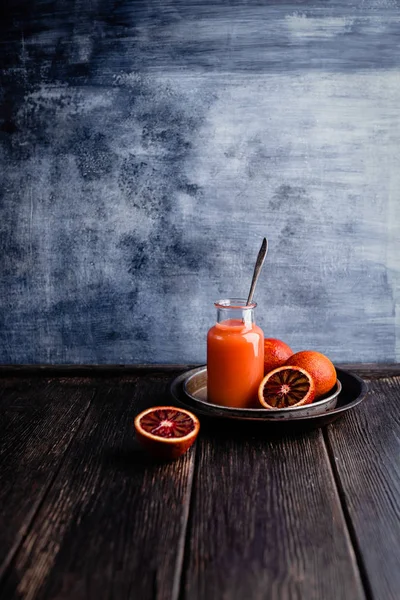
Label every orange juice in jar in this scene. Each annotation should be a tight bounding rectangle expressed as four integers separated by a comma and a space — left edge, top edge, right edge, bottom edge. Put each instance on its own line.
207, 298, 264, 408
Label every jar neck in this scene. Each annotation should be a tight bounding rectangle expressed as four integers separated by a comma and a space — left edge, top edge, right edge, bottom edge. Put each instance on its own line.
214, 298, 256, 327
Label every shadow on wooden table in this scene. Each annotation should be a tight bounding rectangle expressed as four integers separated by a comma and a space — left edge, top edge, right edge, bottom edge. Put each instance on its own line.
196, 413, 329, 441
101, 441, 165, 471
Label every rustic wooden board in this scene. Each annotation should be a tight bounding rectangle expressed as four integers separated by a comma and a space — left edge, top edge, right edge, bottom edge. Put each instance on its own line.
326, 377, 400, 600
0, 364, 398, 378
0, 374, 195, 600
2, 370, 397, 600
181, 423, 365, 600
0, 365, 197, 377
0, 378, 93, 584
336, 364, 400, 380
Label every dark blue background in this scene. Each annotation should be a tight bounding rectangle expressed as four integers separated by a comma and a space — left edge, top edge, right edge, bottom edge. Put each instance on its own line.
1, 0, 399, 363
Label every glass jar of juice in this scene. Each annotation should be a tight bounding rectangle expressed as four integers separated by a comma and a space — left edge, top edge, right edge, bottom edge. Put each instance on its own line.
207, 298, 264, 408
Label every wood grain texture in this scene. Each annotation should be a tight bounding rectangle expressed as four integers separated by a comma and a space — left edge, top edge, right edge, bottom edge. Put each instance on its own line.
0, 378, 93, 583
0, 365, 196, 377
326, 377, 400, 600
0, 364, 398, 378
181, 423, 365, 600
336, 364, 400, 380
0, 374, 195, 600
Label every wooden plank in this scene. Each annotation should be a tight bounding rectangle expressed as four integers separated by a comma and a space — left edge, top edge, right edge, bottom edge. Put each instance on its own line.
0, 365, 195, 377
1, 374, 195, 600
325, 377, 400, 600
181, 424, 365, 600
336, 364, 400, 380
0, 378, 93, 583
0, 364, 399, 378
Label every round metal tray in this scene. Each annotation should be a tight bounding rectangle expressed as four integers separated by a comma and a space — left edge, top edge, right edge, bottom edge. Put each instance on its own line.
169, 366, 368, 426
183, 367, 342, 420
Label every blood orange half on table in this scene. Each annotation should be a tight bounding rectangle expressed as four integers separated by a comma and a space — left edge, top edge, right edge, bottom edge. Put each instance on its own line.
134, 406, 200, 460
258, 366, 315, 409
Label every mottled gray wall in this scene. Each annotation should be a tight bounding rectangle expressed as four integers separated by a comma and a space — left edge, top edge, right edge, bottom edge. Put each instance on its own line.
1, 0, 399, 364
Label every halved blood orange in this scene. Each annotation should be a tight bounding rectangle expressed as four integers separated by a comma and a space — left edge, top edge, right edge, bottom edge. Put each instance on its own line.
258, 366, 315, 409
134, 406, 200, 460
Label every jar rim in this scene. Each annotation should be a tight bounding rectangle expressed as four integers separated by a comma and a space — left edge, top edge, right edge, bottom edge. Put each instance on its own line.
214, 298, 257, 310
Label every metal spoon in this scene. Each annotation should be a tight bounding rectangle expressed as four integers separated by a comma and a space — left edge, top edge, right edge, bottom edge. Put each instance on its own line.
246, 237, 268, 305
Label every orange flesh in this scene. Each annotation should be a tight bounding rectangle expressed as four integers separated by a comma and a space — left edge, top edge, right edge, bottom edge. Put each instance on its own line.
207, 318, 264, 408
139, 409, 195, 438
262, 369, 311, 408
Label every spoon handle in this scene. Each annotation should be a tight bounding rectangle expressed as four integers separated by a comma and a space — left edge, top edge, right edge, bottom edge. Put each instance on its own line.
246, 238, 268, 305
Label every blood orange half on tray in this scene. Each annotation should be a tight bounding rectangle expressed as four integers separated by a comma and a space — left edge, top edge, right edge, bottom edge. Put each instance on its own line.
258, 366, 315, 409
134, 406, 200, 460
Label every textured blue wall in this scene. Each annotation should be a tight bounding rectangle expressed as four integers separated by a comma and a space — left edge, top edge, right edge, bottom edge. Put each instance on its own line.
1, 0, 399, 364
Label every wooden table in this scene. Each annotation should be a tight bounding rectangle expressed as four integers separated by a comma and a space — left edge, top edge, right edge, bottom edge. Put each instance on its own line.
0, 365, 399, 600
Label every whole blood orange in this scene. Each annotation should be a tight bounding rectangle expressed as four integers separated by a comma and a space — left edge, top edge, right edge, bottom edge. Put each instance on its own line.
258, 365, 315, 409
134, 406, 200, 460
285, 351, 337, 398
264, 338, 294, 374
